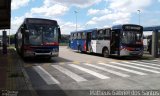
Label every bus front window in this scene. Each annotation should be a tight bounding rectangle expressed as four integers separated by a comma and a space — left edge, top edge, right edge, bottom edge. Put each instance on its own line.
121, 31, 142, 44
28, 24, 59, 45
29, 25, 42, 45
43, 26, 59, 43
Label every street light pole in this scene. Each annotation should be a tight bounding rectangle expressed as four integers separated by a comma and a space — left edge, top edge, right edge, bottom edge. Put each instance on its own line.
74, 11, 78, 31
137, 10, 140, 25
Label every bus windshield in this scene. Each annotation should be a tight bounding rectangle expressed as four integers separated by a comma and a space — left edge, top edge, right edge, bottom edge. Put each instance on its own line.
28, 24, 59, 45
121, 31, 142, 44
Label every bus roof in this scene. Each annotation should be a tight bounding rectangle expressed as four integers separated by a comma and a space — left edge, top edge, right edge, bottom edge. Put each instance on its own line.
112, 24, 142, 30
23, 18, 58, 25
71, 28, 97, 34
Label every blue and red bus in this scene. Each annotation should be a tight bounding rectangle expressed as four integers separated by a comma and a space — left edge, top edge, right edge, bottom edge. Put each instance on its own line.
15, 18, 61, 59
70, 28, 97, 52
69, 24, 143, 58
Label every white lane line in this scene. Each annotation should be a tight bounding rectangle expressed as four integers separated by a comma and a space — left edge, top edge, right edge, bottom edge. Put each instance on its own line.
84, 63, 129, 77
51, 65, 87, 82
142, 60, 158, 62
123, 61, 160, 70
110, 62, 160, 74
98, 63, 147, 75
33, 66, 60, 85
132, 61, 160, 67
69, 64, 110, 79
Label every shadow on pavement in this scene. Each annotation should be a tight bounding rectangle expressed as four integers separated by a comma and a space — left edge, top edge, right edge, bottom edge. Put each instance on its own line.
22, 57, 73, 64
74, 51, 155, 60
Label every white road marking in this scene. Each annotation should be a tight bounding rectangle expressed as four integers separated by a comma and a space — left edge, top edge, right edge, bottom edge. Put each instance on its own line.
69, 64, 110, 79
110, 62, 160, 74
123, 61, 160, 70
84, 63, 130, 77
33, 66, 60, 85
98, 63, 147, 75
132, 61, 160, 67
51, 65, 87, 82
142, 60, 158, 62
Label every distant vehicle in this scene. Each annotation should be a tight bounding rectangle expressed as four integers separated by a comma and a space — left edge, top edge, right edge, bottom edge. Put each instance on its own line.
69, 24, 143, 57
15, 18, 61, 59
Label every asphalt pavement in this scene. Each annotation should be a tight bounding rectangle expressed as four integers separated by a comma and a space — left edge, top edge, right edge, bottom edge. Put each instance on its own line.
23, 46, 160, 96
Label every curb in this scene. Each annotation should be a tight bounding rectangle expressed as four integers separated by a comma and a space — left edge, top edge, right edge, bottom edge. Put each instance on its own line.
14, 48, 38, 96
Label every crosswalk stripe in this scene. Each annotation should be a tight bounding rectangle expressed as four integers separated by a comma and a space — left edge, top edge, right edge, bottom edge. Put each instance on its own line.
110, 62, 160, 74
140, 60, 160, 64
132, 61, 160, 67
69, 64, 110, 79
98, 63, 147, 75
33, 66, 60, 85
84, 63, 130, 77
142, 60, 158, 62
51, 65, 87, 82
123, 61, 160, 70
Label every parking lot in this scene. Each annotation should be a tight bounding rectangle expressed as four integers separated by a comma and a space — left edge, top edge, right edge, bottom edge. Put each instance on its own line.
22, 46, 160, 96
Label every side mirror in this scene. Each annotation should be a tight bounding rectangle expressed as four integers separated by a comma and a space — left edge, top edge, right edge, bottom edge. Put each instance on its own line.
21, 27, 24, 33
58, 27, 61, 40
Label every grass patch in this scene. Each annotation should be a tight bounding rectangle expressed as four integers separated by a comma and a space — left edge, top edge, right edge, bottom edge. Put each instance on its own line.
60, 43, 69, 46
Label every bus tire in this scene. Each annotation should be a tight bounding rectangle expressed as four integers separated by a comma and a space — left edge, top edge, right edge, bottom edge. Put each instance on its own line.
78, 45, 82, 53
102, 48, 109, 58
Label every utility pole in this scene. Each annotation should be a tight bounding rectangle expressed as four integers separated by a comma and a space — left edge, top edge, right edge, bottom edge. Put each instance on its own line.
74, 11, 78, 31
137, 10, 140, 25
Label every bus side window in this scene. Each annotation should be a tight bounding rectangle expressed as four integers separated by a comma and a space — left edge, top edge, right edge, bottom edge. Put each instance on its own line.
103, 30, 106, 40
73, 33, 75, 39
74, 33, 78, 39
98, 30, 103, 40
91, 31, 96, 40
77, 32, 82, 39
104, 29, 110, 40
82, 32, 86, 39
71, 34, 73, 40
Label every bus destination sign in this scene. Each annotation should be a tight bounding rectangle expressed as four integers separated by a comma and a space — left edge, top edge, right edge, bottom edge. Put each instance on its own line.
27, 19, 57, 25
123, 25, 142, 31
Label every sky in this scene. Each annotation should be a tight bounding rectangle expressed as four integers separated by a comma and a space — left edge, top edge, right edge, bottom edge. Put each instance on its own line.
1, 0, 160, 35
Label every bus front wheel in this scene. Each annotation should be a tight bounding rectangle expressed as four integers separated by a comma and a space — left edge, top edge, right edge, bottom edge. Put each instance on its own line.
103, 48, 109, 58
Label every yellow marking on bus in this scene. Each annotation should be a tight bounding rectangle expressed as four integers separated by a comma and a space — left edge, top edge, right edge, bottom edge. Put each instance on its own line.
72, 61, 80, 64
59, 63, 65, 65
42, 63, 51, 67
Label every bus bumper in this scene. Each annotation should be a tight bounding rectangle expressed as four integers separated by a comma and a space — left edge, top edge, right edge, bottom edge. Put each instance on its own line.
120, 49, 143, 57
23, 51, 58, 57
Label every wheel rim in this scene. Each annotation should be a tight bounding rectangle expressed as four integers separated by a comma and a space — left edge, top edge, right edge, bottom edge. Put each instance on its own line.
104, 49, 109, 57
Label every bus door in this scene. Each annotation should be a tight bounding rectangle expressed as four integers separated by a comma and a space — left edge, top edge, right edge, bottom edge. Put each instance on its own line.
111, 29, 120, 55
86, 32, 92, 51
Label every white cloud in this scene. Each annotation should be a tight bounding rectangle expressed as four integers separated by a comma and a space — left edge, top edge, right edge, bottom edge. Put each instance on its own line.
109, 0, 152, 13
88, 9, 111, 15
87, 0, 152, 26
44, 0, 102, 8
11, 0, 30, 10
87, 12, 131, 25
60, 21, 84, 34
10, 0, 102, 35
31, 4, 69, 17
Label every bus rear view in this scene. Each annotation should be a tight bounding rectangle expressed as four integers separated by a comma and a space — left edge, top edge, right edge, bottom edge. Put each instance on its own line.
15, 18, 61, 59
111, 24, 143, 57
